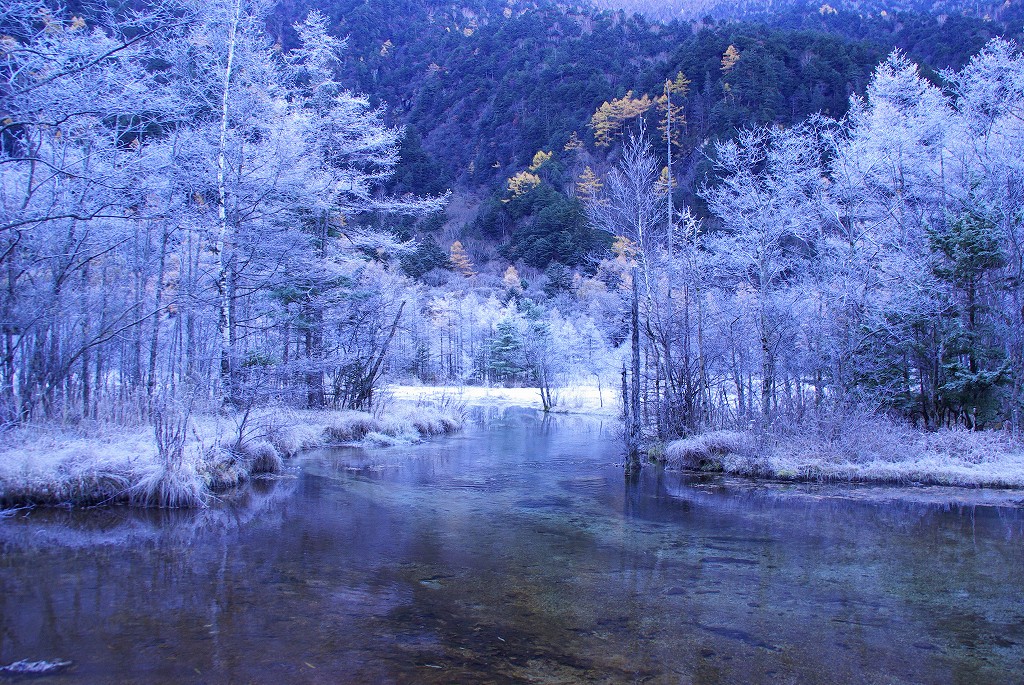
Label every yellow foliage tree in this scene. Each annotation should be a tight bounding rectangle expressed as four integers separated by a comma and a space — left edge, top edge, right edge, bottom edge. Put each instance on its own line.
612, 235, 638, 264
450, 241, 476, 278
589, 91, 654, 147
721, 45, 740, 73
658, 166, 674, 194
576, 166, 604, 203
506, 170, 541, 198
594, 236, 639, 291
563, 131, 583, 152
657, 71, 690, 147
503, 265, 522, 291
529, 150, 553, 171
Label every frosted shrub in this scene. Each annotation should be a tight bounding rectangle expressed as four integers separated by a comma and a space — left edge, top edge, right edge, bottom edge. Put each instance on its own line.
919, 428, 1016, 465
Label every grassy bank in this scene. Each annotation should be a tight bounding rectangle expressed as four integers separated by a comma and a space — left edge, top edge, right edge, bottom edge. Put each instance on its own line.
0, 404, 463, 509
662, 416, 1024, 488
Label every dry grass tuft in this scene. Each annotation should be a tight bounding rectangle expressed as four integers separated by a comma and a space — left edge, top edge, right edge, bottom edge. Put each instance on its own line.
664, 430, 760, 472
239, 439, 284, 475
323, 411, 377, 442
399, 406, 464, 436
200, 446, 250, 491
129, 459, 206, 508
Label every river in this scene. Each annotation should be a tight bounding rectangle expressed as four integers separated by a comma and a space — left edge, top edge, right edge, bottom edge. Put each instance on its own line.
1, 409, 1023, 683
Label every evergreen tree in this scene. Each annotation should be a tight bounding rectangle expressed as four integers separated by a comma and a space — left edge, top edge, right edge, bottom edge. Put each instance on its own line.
489, 321, 526, 384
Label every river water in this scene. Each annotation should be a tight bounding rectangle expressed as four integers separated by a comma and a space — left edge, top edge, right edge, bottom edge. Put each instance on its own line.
1, 409, 1023, 684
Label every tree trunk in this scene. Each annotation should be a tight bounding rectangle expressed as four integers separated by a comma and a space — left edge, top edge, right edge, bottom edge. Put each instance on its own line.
147, 225, 170, 399
304, 301, 325, 409
626, 267, 642, 475
80, 262, 91, 418
352, 301, 406, 409
215, 0, 242, 405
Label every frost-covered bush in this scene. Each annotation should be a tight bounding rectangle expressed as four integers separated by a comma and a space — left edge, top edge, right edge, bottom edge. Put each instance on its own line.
130, 458, 206, 508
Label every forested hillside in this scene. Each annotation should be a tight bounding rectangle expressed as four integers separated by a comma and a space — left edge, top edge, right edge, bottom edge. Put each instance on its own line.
594, 0, 1024, 23
267, 0, 1020, 184
260, 0, 1022, 277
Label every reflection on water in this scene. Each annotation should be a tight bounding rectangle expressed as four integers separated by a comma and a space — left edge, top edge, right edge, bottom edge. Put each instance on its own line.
2, 409, 1023, 684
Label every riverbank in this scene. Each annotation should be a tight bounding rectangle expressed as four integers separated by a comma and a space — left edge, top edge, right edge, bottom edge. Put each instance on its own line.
0, 403, 463, 509
663, 419, 1024, 488
391, 384, 1024, 488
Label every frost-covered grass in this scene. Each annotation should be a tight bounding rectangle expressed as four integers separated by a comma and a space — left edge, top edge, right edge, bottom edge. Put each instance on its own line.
663, 415, 1024, 488
663, 431, 761, 474
0, 404, 464, 509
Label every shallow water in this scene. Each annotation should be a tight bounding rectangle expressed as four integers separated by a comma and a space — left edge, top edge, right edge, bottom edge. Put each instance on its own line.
2, 409, 1024, 684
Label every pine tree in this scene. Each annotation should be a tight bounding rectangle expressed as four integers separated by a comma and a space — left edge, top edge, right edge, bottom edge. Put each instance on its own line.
489, 321, 525, 384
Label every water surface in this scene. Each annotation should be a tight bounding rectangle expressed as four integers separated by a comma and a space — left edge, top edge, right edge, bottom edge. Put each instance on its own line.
2, 409, 1023, 683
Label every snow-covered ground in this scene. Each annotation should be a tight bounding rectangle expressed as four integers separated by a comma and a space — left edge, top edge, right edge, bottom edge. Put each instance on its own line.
5, 383, 1022, 508
385, 384, 619, 416
0, 384, 615, 508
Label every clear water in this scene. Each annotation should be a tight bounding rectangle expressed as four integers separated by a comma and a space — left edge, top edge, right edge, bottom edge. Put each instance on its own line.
2, 409, 1023, 684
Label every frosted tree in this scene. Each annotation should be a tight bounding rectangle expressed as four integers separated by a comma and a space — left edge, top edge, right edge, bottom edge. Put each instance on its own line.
702, 125, 826, 423
278, 10, 446, 408
830, 50, 970, 425
936, 40, 1024, 428
584, 128, 667, 470
0, 5, 173, 420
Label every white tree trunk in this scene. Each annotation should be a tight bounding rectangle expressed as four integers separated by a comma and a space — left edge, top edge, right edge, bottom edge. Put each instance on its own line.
215, 0, 242, 402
